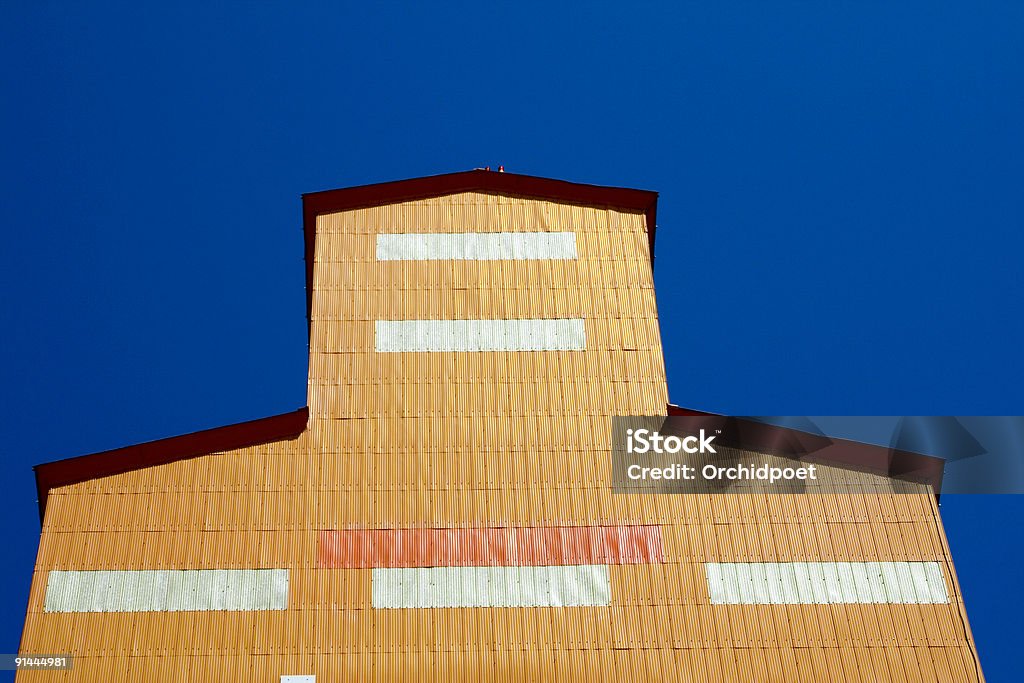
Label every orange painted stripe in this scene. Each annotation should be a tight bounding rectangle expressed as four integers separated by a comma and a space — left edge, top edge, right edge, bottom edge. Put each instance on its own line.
318, 525, 665, 568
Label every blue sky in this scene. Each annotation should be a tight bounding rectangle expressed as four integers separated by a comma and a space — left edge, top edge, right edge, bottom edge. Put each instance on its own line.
2, 2, 1021, 678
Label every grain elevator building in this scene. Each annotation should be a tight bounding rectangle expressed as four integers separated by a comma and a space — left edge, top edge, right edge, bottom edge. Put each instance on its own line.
20, 170, 982, 681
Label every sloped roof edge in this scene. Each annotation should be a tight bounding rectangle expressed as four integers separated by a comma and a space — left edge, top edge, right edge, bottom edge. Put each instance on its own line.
666, 404, 945, 496
33, 408, 309, 521
33, 172, 945, 522
33, 171, 661, 522
33, 402, 945, 524
302, 169, 660, 336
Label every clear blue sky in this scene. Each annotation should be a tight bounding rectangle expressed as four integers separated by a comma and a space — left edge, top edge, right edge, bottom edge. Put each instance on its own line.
2, 2, 1021, 679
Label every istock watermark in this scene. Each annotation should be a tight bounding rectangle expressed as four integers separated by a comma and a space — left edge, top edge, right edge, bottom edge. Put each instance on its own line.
623, 424, 817, 484
625, 427, 718, 455
610, 416, 944, 495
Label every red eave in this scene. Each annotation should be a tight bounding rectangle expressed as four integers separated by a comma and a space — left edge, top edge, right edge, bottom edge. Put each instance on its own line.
34, 170, 660, 522
30, 169, 944, 520
301, 169, 659, 337
33, 408, 308, 521
666, 404, 946, 497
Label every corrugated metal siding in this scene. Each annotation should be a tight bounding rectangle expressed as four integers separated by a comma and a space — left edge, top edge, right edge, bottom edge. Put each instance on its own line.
376, 231, 578, 260
44, 569, 289, 612
374, 318, 587, 352
705, 562, 949, 605
371, 565, 612, 608
318, 525, 665, 568
17, 191, 981, 682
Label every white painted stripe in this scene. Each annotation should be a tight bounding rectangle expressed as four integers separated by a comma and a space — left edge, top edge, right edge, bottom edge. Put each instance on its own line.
43, 569, 289, 613
371, 565, 611, 608
705, 562, 949, 605
375, 319, 586, 352
376, 232, 577, 261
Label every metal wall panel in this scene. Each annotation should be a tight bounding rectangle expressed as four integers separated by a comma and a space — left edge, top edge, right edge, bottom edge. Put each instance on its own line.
43, 570, 289, 612
374, 319, 587, 353
318, 525, 665, 568
371, 565, 612, 609
705, 562, 949, 605
376, 232, 577, 261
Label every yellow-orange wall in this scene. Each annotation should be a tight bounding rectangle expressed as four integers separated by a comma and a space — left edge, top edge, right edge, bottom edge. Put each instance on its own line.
19, 192, 981, 681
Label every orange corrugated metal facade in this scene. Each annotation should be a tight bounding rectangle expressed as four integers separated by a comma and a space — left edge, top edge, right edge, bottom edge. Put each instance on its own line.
19, 185, 982, 681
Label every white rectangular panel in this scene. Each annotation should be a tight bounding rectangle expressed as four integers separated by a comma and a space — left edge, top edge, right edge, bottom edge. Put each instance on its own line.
371, 565, 611, 608
44, 569, 289, 613
705, 562, 949, 605
376, 232, 577, 260
375, 319, 586, 352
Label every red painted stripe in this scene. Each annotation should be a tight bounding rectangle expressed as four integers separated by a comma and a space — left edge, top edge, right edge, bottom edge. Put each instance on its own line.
318, 525, 665, 568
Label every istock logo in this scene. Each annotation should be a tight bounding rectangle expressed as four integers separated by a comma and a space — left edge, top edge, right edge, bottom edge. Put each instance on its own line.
626, 428, 717, 455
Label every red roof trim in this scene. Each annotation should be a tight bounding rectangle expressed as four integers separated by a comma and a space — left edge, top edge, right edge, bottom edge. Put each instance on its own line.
32, 171, 658, 523
34, 171, 941, 519
302, 169, 659, 336
33, 408, 308, 521
666, 405, 946, 496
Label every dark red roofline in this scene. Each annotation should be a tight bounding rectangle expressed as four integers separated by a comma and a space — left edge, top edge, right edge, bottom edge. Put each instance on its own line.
32, 400, 945, 522
32, 172, 943, 522
33, 408, 308, 521
302, 169, 660, 337
666, 405, 946, 495
31, 170, 659, 523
